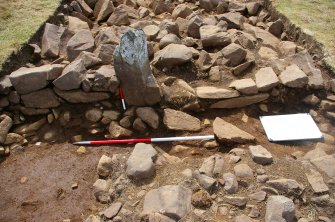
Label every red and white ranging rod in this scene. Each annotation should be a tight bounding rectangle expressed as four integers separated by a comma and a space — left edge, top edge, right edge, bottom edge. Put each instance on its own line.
73, 135, 215, 145
119, 88, 126, 110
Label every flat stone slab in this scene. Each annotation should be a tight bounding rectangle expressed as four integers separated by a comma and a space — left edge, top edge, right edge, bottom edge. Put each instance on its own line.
213, 117, 255, 144
229, 78, 258, 95
306, 169, 329, 193
54, 87, 110, 103
196, 86, 240, 99
311, 155, 335, 180
163, 108, 201, 131
210, 93, 269, 109
142, 185, 192, 220
21, 88, 60, 109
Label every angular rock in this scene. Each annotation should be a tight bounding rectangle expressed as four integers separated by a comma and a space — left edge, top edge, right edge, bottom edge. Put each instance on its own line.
279, 41, 296, 56
159, 20, 179, 36
230, 30, 257, 49
211, 93, 269, 109
196, 86, 239, 99
221, 43, 247, 66
21, 88, 60, 108
161, 78, 199, 111
222, 172, 238, 194
311, 155, 335, 180
191, 190, 212, 208
53, 59, 86, 90
187, 16, 204, 39
143, 25, 160, 41
41, 23, 65, 58
94, 43, 116, 65
138, 6, 149, 18
268, 19, 284, 37
159, 34, 181, 49
97, 155, 113, 177
199, 156, 215, 177
0, 115, 13, 144
234, 163, 253, 178
279, 64, 308, 88
77, 51, 102, 68
136, 107, 159, 129
199, 0, 215, 12
9, 64, 64, 94
54, 87, 110, 103
114, 30, 161, 106
229, 79, 257, 95
143, 185, 192, 220
126, 143, 157, 180
248, 191, 266, 202
255, 67, 279, 92
153, 44, 193, 67
258, 46, 279, 60
91, 65, 119, 92
200, 25, 231, 48
85, 108, 102, 122
306, 169, 329, 193
66, 29, 95, 61
108, 121, 132, 138
151, 0, 173, 15
249, 145, 273, 165
266, 179, 304, 195
246, 2, 260, 15
244, 24, 280, 48
219, 12, 244, 29
196, 50, 215, 71
103, 202, 122, 219
304, 146, 327, 161
107, 7, 130, 26
94, 0, 114, 22
172, 4, 193, 19
68, 16, 89, 33
193, 170, 217, 191
225, 196, 247, 207
163, 109, 201, 131
213, 117, 255, 144
265, 196, 295, 222
93, 179, 110, 201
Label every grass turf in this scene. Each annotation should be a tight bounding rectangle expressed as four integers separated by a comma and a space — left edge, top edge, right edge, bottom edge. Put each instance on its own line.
0, 0, 61, 70
273, 0, 335, 72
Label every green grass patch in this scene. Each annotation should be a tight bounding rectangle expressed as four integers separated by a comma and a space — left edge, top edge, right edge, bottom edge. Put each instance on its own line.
0, 0, 61, 68
273, 0, 335, 70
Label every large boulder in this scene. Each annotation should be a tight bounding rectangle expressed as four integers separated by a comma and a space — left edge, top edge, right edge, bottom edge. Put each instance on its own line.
126, 143, 157, 180
114, 30, 161, 106
21, 88, 60, 108
153, 44, 193, 67
143, 185, 192, 220
265, 196, 295, 222
53, 59, 86, 90
66, 29, 95, 61
163, 108, 201, 131
9, 64, 64, 94
213, 117, 255, 144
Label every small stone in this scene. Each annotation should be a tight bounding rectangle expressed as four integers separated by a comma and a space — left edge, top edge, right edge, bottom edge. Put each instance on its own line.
103, 202, 123, 219
193, 170, 217, 191
222, 172, 238, 194
191, 190, 212, 208
85, 108, 103, 123
97, 155, 113, 177
249, 145, 273, 165
234, 164, 253, 179
225, 196, 247, 207
71, 183, 78, 189
136, 107, 159, 129
20, 177, 28, 184
248, 191, 266, 202
76, 146, 87, 155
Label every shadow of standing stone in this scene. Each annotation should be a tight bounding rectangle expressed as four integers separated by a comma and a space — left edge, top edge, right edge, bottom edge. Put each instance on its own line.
114, 30, 161, 106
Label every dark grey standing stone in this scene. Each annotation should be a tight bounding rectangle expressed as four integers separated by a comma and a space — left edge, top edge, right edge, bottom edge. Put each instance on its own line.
114, 30, 161, 106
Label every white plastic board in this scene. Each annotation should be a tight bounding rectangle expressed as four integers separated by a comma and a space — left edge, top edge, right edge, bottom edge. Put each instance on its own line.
259, 113, 323, 142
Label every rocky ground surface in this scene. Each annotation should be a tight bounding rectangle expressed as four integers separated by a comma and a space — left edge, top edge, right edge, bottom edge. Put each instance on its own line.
0, 0, 335, 221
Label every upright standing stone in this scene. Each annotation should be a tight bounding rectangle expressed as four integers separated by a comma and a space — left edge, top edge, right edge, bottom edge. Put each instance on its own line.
114, 30, 161, 106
